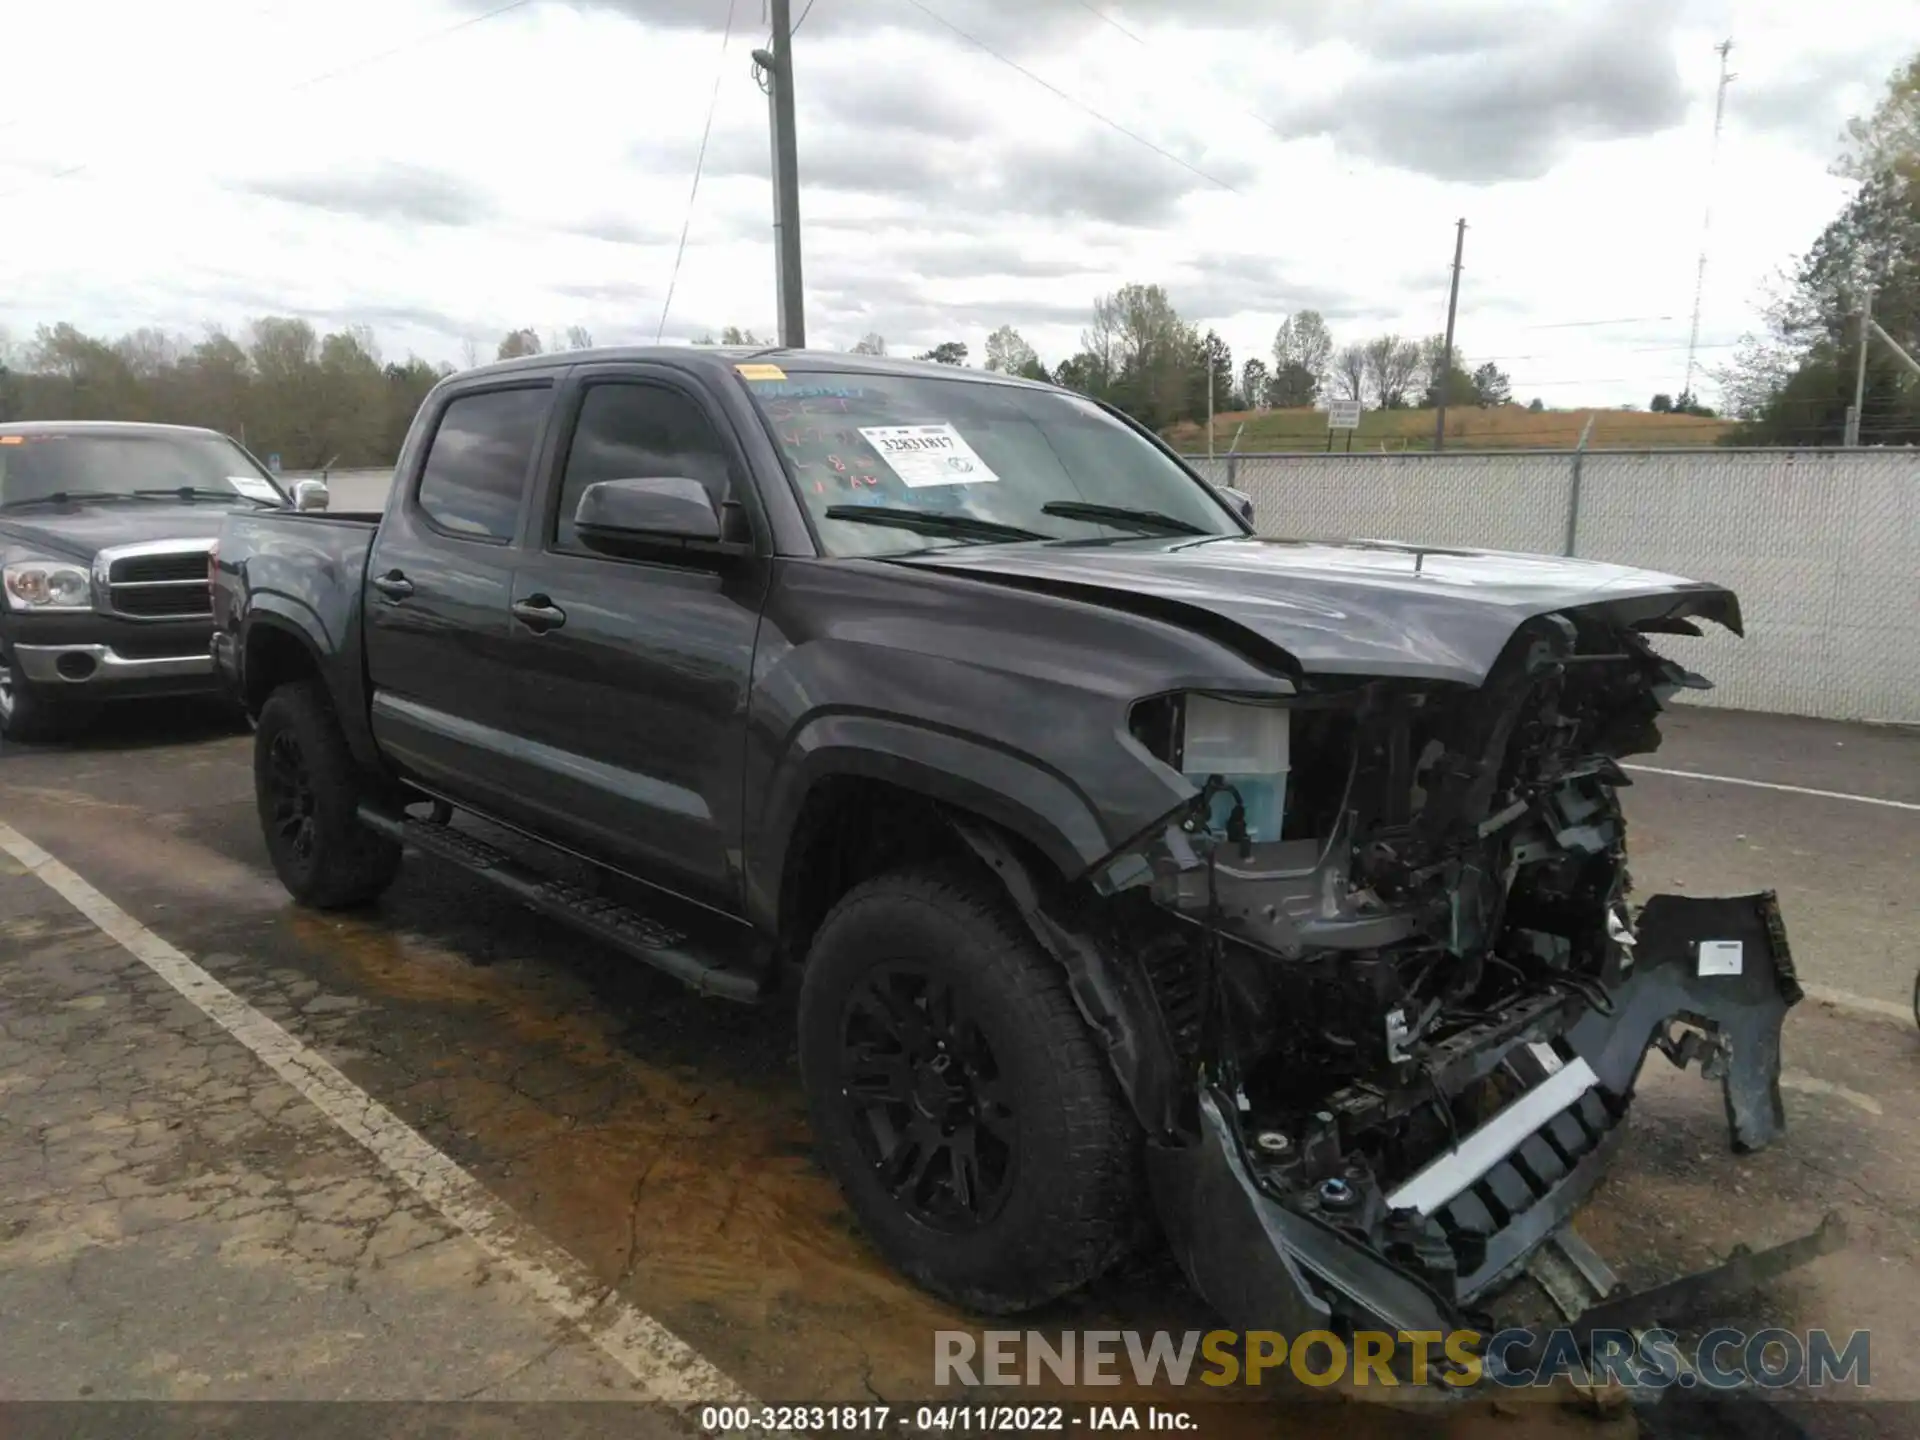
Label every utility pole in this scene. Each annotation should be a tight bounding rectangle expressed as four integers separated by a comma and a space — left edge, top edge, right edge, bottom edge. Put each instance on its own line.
1432, 218, 1466, 452
1207, 361, 1215, 461
1845, 288, 1872, 447
757, 0, 806, 348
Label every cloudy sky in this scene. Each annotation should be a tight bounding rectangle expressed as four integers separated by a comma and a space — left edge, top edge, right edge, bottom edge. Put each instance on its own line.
0, 0, 1908, 409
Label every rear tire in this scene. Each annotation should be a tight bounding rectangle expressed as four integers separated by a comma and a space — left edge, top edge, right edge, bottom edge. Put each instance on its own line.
798, 865, 1142, 1313
254, 680, 401, 908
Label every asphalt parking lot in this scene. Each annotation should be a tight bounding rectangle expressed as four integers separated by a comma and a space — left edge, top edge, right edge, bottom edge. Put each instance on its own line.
1, 698, 1915, 1438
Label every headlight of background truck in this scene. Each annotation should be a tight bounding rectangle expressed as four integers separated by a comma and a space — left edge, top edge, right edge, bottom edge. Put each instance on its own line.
3, 560, 93, 611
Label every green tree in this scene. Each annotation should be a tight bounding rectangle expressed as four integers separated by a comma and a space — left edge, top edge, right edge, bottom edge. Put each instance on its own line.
381, 358, 444, 463
28, 322, 138, 419
1189, 329, 1234, 420
1720, 52, 1920, 445
1, 315, 446, 467
1418, 335, 1475, 410
1650, 392, 1674, 413
1085, 283, 1194, 427
1053, 352, 1104, 395
916, 341, 968, 365
1471, 362, 1512, 407
984, 325, 1038, 374
497, 328, 543, 359
1331, 343, 1368, 403
1363, 334, 1422, 408
1272, 311, 1333, 392
1240, 357, 1269, 409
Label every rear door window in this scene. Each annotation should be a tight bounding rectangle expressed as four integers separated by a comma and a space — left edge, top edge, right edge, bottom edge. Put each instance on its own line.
415, 387, 549, 542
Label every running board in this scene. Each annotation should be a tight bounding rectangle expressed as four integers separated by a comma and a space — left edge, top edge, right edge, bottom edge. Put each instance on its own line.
356, 805, 763, 1002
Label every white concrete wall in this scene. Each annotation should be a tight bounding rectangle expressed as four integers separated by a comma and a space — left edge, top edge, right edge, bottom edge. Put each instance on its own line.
1193, 449, 1920, 725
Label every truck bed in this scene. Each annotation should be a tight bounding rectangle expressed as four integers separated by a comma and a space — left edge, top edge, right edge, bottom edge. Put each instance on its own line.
211, 509, 381, 763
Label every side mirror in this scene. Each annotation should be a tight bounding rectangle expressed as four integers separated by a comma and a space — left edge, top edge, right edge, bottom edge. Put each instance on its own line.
574, 476, 723, 555
1218, 485, 1255, 527
292, 478, 329, 512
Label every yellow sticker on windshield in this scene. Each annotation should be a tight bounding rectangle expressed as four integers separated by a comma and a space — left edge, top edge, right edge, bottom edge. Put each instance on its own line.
735, 363, 787, 381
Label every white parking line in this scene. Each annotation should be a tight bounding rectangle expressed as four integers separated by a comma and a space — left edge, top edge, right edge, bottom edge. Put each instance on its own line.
0, 817, 752, 1407
1622, 764, 1920, 813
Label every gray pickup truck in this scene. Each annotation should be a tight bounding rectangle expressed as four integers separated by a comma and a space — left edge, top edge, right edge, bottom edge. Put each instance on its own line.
210, 346, 1807, 1363
0, 421, 291, 740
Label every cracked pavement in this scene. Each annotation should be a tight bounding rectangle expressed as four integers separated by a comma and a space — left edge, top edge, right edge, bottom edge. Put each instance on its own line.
0, 700, 1914, 1434
0, 852, 654, 1406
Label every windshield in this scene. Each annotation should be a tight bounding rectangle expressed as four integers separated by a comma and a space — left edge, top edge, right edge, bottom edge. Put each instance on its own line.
0, 431, 284, 508
741, 370, 1242, 555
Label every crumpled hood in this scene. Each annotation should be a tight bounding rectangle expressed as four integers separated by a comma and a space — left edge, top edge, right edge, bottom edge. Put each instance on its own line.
0, 502, 233, 564
889, 535, 1742, 686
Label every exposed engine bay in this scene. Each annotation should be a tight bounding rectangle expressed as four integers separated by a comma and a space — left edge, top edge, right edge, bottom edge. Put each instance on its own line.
965, 603, 1805, 1354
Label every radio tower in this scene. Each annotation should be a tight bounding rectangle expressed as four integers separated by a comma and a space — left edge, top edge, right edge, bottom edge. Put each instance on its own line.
1682, 40, 1736, 405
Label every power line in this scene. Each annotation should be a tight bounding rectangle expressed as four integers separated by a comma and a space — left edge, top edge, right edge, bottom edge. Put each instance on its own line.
1067, 0, 1288, 143
657, 0, 740, 342
1070, 0, 1146, 46
1524, 315, 1678, 330
898, 0, 1241, 194
791, 0, 820, 32
0, 0, 307, 139
0, 0, 537, 203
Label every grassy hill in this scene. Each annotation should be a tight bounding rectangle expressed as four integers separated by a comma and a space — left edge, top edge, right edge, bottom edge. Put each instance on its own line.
1164, 404, 1733, 454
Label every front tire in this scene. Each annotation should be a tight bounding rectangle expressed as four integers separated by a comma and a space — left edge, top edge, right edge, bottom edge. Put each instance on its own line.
254, 680, 401, 908
0, 649, 79, 743
798, 866, 1142, 1313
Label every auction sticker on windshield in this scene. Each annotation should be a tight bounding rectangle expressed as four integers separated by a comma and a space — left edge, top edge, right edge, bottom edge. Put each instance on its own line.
858, 423, 999, 488
227, 476, 281, 503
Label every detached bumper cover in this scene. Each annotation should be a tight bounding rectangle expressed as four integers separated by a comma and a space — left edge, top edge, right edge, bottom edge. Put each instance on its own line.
1149, 891, 1801, 1338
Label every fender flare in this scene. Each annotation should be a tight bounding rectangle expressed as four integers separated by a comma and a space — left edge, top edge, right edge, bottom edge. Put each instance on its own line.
946, 814, 1187, 1143
750, 711, 1112, 923
240, 605, 381, 773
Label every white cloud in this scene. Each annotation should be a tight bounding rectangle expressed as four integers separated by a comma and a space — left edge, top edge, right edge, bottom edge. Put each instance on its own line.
0, 0, 1908, 407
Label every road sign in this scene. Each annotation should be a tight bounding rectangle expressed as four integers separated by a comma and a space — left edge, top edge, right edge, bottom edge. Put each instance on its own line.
1327, 399, 1362, 430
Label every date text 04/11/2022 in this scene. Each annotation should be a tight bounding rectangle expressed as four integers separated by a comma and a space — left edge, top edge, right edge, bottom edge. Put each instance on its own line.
699, 1405, 1196, 1432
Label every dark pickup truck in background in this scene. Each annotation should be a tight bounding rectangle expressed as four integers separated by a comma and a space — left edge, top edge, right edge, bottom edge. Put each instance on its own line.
0, 420, 296, 741
210, 347, 1809, 1360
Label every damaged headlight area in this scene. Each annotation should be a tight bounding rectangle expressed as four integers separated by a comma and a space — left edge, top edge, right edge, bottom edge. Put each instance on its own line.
1067, 610, 1806, 1351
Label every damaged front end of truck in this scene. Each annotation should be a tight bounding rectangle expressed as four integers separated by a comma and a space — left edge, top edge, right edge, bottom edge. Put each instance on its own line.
962, 595, 1806, 1358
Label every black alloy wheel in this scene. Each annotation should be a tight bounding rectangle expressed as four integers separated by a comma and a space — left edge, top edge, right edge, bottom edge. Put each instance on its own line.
266, 728, 318, 866
251, 680, 401, 908
798, 866, 1143, 1313
838, 964, 1017, 1232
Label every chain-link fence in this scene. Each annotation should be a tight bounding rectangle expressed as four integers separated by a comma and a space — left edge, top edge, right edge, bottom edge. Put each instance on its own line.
1190, 449, 1920, 724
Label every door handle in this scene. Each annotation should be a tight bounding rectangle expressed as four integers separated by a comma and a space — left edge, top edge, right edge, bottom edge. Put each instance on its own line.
510, 595, 567, 632
371, 571, 414, 601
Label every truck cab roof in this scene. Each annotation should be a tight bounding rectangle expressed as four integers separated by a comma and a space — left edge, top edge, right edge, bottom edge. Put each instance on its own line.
453, 346, 1060, 391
